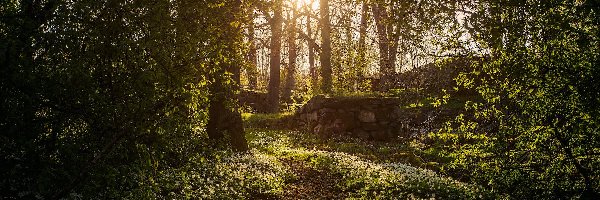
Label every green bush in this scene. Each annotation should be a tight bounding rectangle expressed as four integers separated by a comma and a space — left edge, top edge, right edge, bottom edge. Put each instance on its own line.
426, 1, 600, 198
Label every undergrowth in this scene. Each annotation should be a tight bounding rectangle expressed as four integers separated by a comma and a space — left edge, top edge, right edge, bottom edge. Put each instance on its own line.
246, 128, 497, 199
124, 113, 496, 199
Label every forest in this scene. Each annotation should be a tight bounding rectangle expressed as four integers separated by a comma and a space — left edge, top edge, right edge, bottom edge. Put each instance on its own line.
1, 0, 598, 199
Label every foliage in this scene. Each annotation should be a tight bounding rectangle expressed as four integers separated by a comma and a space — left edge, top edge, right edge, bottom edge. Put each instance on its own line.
76, 149, 291, 199
0, 0, 246, 198
146, 150, 290, 199
426, 0, 600, 198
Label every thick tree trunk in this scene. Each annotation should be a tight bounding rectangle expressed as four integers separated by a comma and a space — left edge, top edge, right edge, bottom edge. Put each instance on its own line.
207, 65, 247, 151
207, 0, 248, 151
282, 8, 297, 103
247, 10, 258, 89
227, 0, 248, 152
227, 108, 247, 151
319, 0, 332, 94
267, 0, 283, 113
207, 82, 225, 141
372, 3, 389, 72
206, 83, 247, 151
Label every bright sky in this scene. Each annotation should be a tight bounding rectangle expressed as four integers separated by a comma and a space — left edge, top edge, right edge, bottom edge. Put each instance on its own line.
295, 0, 319, 11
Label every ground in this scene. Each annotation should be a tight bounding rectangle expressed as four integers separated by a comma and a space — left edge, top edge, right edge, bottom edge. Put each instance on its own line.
239, 113, 494, 199
281, 159, 346, 199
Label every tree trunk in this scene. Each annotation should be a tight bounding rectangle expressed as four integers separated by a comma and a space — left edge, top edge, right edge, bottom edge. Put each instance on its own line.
207, 0, 248, 151
372, 2, 394, 91
207, 81, 225, 141
319, 0, 332, 94
372, 3, 389, 73
206, 82, 247, 151
267, 0, 283, 113
282, 7, 298, 103
247, 10, 258, 90
356, 1, 369, 90
307, 14, 318, 93
388, 24, 399, 73
358, 1, 368, 73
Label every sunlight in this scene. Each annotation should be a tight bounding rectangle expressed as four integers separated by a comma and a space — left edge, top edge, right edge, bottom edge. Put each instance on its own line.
5, 0, 597, 199
293, 0, 318, 11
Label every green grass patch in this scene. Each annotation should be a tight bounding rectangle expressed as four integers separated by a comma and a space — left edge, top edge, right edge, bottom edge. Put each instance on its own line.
242, 112, 295, 129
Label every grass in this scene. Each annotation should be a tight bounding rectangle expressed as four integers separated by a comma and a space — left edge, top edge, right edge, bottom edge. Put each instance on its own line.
238, 112, 496, 199
242, 112, 295, 129
243, 128, 495, 199
232, 86, 509, 199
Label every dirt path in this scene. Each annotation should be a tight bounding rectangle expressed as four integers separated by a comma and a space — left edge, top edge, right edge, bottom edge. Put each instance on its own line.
281, 160, 347, 200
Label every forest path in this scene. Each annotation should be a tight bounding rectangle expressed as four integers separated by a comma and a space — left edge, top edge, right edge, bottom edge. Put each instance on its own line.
280, 159, 346, 199
246, 127, 349, 200
243, 113, 487, 199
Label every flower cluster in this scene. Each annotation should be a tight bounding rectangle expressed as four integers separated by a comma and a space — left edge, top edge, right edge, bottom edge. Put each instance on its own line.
278, 147, 493, 199
133, 149, 292, 199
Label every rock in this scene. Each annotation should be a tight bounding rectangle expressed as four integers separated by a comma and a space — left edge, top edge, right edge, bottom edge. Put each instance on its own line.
393, 107, 403, 118
307, 112, 318, 123
339, 113, 356, 130
295, 95, 411, 142
314, 124, 323, 134
239, 90, 270, 113
356, 130, 370, 140
362, 122, 380, 131
358, 110, 376, 123
375, 109, 390, 121
319, 108, 337, 123
332, 119, 345, 133
371, 130, 389, 141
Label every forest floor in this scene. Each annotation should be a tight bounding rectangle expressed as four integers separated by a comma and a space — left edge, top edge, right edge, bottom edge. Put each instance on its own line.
280, 158, 346, 199
241, 113, 492, 199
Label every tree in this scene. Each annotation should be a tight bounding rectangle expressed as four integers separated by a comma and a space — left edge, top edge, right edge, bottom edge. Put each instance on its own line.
430, 0, 600, 198
282, 3, 298, 103
358, 0, 369, 78
371, 0, 402, 91
267, 0, 284, 112
207, 0, 248, 152
306, 4, 319, 93
0, 0, 249, 198
246, 6, 259, 90
319, 0, 332, 94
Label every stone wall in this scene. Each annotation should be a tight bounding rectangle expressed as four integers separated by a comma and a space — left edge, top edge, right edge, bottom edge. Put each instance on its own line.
295, 95, 407, 140
295, 95, 457, 141
239, 90, 270, 113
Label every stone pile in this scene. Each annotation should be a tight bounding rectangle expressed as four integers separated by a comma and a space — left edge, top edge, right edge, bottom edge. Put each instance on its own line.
295, 95, 413, 141
239, 90, 270, 113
